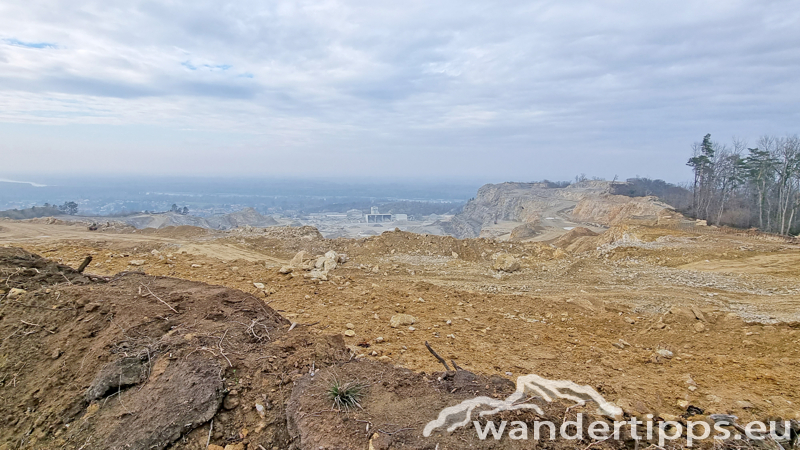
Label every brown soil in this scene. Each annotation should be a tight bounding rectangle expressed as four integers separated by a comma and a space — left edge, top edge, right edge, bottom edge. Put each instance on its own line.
0, 248, 347, 449
2, 220, 800, 449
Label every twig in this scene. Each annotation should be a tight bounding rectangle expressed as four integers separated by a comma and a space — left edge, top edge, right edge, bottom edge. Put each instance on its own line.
218, 329, 232, 367
116, 374, 131, 414
140, 283, 178, 313
288, 322, 298, 332
451, 359, 463, 371
20, 320, 55, 334
4, 268, 21, 286
424, 341, 450, 371
206, 419, 213, 448
60, 273, 72, 285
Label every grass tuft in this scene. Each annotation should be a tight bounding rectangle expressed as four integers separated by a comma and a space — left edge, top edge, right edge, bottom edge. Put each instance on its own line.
326, 378, 366, 411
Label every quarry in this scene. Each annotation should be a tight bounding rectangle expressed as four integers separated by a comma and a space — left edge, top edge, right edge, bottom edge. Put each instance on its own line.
1, 180, 799, 449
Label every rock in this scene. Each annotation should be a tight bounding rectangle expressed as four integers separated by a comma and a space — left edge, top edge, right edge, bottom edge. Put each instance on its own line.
345, 323, 354, 329
389, 314, 416, 328
223, 393, 240, 410
7, 288, 26, 299
661, 413, 680, 422
208, 445, 225, 450
278, 266, 293, 274
306, 269, 328, 281
290, 250, 312, 267
129, 260, 146, 266
84, 302, 101, 312
253, 282, 265, 289
677, 399, 689, 408
344, 330, 356, 337
492, 253, 521, 272
690, 305, 706, 321
191, 264, 202, 268
624, 317, 635, 324
51, 349, 62, 359
736, 400, 755, 409
223, 444, 245, 450
322, 258, 337, 271
95, 339, 225, 448
670, 306, 696, 320
375, 337, 384, 343
615, 398, 651, 418
86, 357, 146, 402
656, 349, 673, 359
368, 432, 392, 450
709, 414, 738, 424
255, 403, 265, 417
693, 322, 706, 332
408, 326, 415, 332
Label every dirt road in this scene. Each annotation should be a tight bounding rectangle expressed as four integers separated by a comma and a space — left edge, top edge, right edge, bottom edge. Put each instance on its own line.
0, 220, 288, 265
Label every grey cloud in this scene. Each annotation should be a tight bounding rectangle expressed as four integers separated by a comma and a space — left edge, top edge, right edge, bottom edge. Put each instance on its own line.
0, 0, 798, 180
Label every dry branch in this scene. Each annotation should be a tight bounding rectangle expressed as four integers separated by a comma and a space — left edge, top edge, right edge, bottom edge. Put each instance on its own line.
140, 283, 179, 313
424, 341, 450, 371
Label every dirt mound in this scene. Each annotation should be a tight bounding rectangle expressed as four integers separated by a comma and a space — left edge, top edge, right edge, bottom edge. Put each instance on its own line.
343, 229, 505, 262
552, 226, 599, 248
509, 222, 542, 241
288, 360, 538, 450
215, 207, 278, 229
0, 248, 351, 450
260, 225, 323, 240
571, 194, 674, 226
0, 247, 92, 293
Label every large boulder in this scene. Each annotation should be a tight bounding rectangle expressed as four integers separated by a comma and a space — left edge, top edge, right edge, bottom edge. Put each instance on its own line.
290, 251, 314, 269
492, 253, 521, 272
389, 314, 417, 328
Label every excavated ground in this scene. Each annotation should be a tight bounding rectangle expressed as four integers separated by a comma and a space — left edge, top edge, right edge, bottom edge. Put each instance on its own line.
1, 219, 800, 449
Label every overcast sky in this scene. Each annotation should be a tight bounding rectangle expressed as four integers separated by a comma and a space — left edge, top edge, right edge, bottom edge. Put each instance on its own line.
1, 0, 798, 183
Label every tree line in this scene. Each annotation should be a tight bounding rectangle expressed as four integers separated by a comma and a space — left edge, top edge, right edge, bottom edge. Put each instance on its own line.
687, 133, 800, 235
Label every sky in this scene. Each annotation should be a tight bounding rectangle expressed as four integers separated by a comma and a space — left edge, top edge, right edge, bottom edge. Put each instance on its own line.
1, 0, 799, 183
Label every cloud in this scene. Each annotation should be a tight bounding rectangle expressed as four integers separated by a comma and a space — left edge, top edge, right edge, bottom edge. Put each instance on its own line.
0, 0, 798, 180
